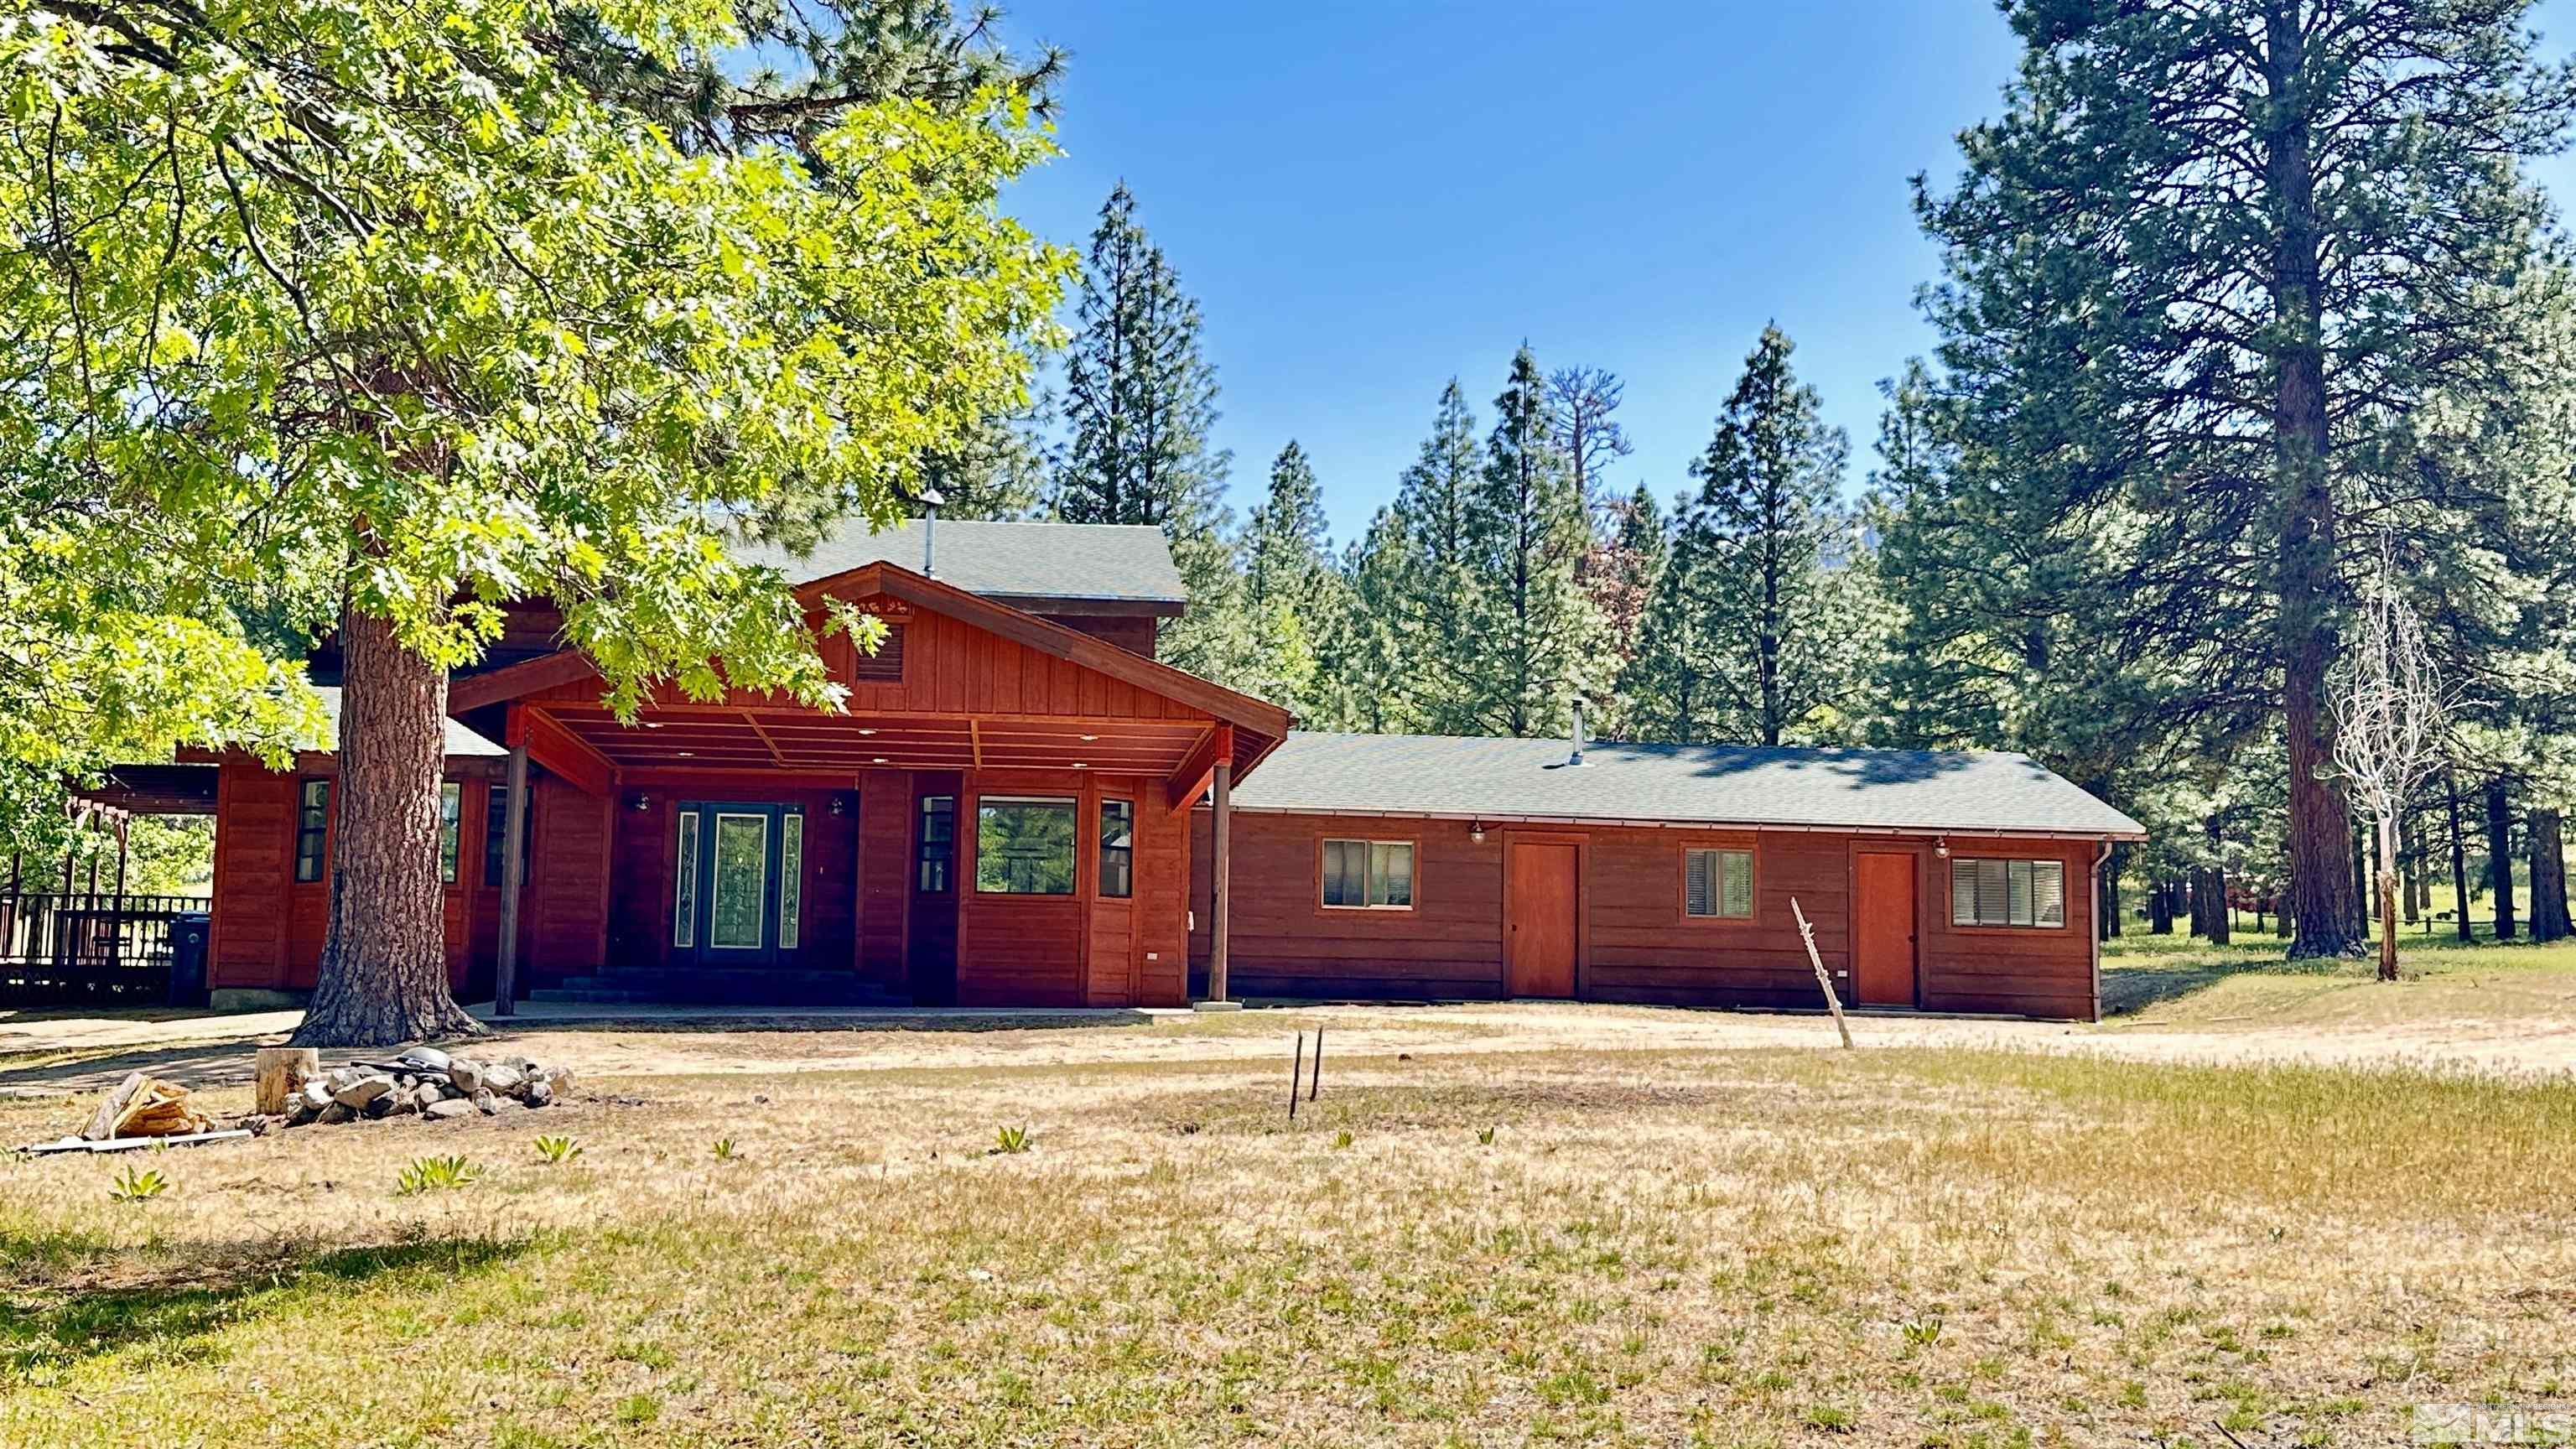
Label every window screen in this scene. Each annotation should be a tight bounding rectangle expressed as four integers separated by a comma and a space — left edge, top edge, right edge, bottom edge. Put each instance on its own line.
1950, 857, 2066, 927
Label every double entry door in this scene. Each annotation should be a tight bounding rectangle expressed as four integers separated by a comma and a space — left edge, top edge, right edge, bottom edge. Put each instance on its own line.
673, 802, 804, 968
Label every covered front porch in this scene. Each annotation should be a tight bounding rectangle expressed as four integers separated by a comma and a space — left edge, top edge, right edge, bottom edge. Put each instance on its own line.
449, 560, 1288, 1011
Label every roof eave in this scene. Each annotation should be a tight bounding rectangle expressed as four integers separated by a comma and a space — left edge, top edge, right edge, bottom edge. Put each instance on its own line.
1221, 802, 2147, 841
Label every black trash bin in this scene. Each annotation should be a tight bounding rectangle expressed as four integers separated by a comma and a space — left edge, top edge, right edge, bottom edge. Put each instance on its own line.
168, 911, 212, 1009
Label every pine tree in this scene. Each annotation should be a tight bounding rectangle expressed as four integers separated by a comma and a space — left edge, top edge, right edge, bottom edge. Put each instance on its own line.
1055, 184, 1244, 681
1545, 366, 1634, 519
1384, 381, 1491, 733
1654, 326, 1852, 746
918, 395, 1052, 521
1915, 0, 2576, 959
1470, 347, 1599, 737
1587, 482, 1668, 734
1239, 441, 1340, 713
1308, 510, 1421, 733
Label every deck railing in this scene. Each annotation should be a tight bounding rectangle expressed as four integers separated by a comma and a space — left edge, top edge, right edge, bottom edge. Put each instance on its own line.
0, 891, 207, 1006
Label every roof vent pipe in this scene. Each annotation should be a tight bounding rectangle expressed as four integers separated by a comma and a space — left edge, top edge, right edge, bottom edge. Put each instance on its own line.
917, 486, 945, 579
1568, 697, 1587, 767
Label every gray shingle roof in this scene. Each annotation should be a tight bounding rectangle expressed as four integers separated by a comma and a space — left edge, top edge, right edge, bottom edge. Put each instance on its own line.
730, 519, 1187, 607
308, 687, 506, 759
1230, 733, 2144, 839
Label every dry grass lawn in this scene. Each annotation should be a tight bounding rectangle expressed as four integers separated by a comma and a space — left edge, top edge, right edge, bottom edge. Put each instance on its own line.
4, 974, 2573, 1446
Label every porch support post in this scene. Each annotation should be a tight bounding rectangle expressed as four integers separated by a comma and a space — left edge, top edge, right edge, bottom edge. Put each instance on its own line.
1198, 755, 1239, 1011
494, 740, 531, 1017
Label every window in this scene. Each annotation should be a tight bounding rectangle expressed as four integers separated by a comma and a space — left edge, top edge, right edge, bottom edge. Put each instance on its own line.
917, 795, 954, 892
1685, 848, 1754, 919
438, 782, 463, 884
1322, 839, 1414, 909
1950, 857, 2066, 928
1099, 799, 1135, 899
673, 812, 699, 948
293, 780, 330, 883
977, 797, 1077, 895
483, 784, 532, 890
779, 812, 804, 950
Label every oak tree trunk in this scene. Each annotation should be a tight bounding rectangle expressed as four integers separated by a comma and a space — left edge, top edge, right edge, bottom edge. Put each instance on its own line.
2486, 779, 2517, 941
2529, 808, 2571, 943
293, 608, 485, 1047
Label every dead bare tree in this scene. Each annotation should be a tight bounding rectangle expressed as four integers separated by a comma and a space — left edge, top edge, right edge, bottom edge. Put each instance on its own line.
2330, 534, 2454, 983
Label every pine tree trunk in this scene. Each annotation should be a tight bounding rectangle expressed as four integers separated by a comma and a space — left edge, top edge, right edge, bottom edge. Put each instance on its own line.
2266, 9, 2363, 962
2149, 879, 2174, 935
2099, 845, 2122, 941
2446, 773, 2474, 942
2349, 823, 2371, 937
2486, 779, 2517, 941
2205, 865, 2230, 945
293, 609, 485, 1047
2528, 808, 2571, 943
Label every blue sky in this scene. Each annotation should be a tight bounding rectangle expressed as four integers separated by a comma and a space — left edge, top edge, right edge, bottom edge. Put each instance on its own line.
1000, 1, 2576, 546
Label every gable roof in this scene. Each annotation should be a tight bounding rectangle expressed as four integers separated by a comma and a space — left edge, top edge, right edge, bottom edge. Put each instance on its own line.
447, 560, 1292, 777
731, 519, 1187, 610
1226, 733, 2144, 839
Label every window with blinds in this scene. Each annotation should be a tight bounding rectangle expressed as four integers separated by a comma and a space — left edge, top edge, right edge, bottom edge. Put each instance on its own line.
1322, 839, 1415, 909
1950, 857, 2066, 928
1684, 848, 1754, 919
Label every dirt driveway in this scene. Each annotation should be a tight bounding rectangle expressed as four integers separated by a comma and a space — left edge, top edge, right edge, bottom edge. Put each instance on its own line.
4, 993, 2570, 1099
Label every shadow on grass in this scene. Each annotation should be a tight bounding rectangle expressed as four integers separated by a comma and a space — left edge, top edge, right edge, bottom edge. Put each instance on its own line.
0, 1232, 535, 1381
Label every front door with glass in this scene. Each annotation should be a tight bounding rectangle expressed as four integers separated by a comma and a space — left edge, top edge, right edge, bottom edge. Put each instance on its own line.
672, 802, 804, 968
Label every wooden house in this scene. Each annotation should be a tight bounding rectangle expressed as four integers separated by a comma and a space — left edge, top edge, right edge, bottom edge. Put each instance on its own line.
186, 521, 2142, 1019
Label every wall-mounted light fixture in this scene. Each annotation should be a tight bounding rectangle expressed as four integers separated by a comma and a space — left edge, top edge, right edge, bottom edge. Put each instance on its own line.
1935, 837, 1950, 858
1469, 820, 1487, 844
828, 794, 849, 817
630, 792, 652, 813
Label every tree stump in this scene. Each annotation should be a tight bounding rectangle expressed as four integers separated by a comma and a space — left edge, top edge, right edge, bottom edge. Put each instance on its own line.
255, 1046, 321, 1115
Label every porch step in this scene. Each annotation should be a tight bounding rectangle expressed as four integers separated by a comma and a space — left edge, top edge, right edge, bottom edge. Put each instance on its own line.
531, 970, 908, 1008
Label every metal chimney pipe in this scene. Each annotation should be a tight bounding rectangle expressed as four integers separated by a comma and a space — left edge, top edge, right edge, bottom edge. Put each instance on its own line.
1569, 697, 1587, 767
917, 487, 945, 579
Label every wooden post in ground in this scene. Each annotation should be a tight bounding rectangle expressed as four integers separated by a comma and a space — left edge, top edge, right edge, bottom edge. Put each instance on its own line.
1789, 897, 1854, 1050
493, 740, 531, 1016
1205, 756, 1233, 1007
254, 1046, 320, 1115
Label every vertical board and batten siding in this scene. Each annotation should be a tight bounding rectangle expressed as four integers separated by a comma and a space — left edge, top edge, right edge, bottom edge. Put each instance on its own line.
804, 600, 1209, 723
855, 771, 912, 990
1192, 811, 2103, 1020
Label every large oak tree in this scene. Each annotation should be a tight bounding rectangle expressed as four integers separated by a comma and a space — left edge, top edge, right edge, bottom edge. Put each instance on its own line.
0, 0, 1063, 1041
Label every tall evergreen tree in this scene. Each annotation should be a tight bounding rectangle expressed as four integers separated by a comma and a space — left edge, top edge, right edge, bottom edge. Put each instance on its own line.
1308, 509, 1421, 734
917, 395, 1052, 520
1054, 184, 1244, 681
1384, 381, 1491, 733
1470, 347, 1599, 737
1239, 441, 1339, 712
1587, 482, 1669, 735
1915, 0, 2576, 959
1545, 365, 1634, 519
1636, 326, 1852, 746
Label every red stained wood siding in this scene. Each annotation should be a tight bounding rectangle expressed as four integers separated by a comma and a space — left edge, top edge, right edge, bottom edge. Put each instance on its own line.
1193, 813, 2102, 1020
209, 751, 507, 995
